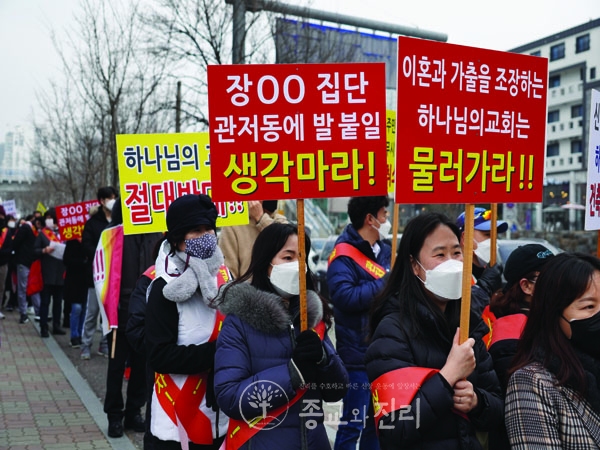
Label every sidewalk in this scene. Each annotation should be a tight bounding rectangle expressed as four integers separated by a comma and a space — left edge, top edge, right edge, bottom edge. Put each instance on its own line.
0, 313, 137, 450
0, 310, 341, 449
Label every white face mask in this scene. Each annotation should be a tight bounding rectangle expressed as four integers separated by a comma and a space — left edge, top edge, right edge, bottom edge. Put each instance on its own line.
45, 218, 54, 229
473, 238, 496, 266
105, 198, 116, 211
417, 258, 463, 301
7, 221, 15, 229
371, 218, 392, 241
270, 261, 301, 298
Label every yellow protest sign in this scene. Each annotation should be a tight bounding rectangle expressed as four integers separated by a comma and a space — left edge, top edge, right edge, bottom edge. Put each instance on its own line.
386, 110, 396, 195
36, 202, 48, 215
116, 132, 249, 235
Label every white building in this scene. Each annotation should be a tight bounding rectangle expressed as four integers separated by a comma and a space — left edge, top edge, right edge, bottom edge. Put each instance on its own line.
0, 124, 36, 182
510, 18, 600, 230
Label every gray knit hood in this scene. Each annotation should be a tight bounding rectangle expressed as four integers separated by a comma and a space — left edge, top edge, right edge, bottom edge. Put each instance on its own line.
216, 283, 323, 334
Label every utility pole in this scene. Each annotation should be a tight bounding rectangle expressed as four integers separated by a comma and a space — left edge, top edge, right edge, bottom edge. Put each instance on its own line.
175, 81, 182, 132
232, 0, 247, 64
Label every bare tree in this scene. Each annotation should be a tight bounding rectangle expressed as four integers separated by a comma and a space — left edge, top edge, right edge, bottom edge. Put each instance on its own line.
142, 0, 274, 130
32, 0, 172, 203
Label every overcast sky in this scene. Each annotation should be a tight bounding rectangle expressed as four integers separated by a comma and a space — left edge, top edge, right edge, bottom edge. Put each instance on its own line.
0, 0, 598, 137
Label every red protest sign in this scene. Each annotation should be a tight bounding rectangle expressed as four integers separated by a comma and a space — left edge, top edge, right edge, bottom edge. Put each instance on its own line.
395, 37, 548, 204
208, 62, 388, 202
55, 199, 98, 241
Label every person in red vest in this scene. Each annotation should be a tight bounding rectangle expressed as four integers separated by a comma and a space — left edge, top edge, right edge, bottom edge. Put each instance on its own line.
366, 212, 503, 450
36, 208, 67, 337
146, 194, 229, 449
327, 195, 391, 450
214, 222, 348, 450
506, 253, 600, 447
487, 243, 554, 391
485, 243, 553, 450
456, 207, 505, 316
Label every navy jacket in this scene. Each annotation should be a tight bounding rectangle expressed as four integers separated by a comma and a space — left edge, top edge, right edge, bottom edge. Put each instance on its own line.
214, 284, 348, 450
326, 224, 391, 370
365, 295, 503, 450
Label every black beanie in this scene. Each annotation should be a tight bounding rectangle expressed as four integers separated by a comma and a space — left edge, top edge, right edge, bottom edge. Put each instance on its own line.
166, 194, 218, 237
504, 243, 554, 289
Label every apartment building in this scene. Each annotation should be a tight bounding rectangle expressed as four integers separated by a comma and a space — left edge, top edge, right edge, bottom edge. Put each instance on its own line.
510, 18, 600, 230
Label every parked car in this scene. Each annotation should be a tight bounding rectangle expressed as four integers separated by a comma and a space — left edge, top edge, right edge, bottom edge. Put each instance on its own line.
308, 237, 327, 272
495, 238, 563, 286
497, 238, 563, 264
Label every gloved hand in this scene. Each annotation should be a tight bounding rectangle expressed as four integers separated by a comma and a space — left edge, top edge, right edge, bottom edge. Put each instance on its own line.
477, 263, 503, 296
292, 330, 324, 384
204, 369, 219, 412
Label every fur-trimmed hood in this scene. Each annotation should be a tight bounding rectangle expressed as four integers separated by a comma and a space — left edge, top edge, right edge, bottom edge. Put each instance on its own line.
217, 283, 323, 335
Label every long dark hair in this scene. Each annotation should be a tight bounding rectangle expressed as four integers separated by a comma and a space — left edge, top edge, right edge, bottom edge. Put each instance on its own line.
489, 270, 537, 317
510, 252, 600, 394
369, 212, 461, 340
219, 222, 332, 325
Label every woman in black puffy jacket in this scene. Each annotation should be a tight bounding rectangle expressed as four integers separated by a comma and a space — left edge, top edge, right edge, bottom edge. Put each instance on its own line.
365, 212, 503, 450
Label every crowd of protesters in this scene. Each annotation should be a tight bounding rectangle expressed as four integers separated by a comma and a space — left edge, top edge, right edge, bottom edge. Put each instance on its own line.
2, 192, 600, 450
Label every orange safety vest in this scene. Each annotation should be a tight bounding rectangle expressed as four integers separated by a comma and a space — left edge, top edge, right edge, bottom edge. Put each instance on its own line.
328, 243, 386, 279
225, 321, 327, 450
371, 367, 439, 431
152, 263, 232, 445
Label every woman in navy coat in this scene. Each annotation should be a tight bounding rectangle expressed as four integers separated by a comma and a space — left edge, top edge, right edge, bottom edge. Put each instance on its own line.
214, 223, 348, 450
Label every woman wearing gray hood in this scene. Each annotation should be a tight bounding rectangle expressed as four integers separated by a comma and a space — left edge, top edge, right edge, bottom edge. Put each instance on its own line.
145, 194, 228, 449
213, 222, 348, 450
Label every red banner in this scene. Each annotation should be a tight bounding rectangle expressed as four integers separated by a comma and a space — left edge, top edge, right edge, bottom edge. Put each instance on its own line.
208, 62, 388, 201
55, 199, 99, 241
395, 37, 548, 204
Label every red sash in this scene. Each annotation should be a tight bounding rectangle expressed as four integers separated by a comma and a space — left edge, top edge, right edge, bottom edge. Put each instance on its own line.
488, 313, 527, 347
371, 367, 439, 430
143, 266, 156, 280
0, 228, 8, 247
328, 243, 386, 279
225, 321, 327, 450
42, 227, 61, 243
481, 305, 496, 349
152, 263, 231, 444
154, 310, 226, 444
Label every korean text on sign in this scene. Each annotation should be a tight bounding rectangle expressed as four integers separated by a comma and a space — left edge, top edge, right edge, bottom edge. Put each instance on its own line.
395, 37, 548, 204
585, 89, 600, 230
55, 199, 99, 241
116, 132, 249, 235
208, 62, 388, 201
